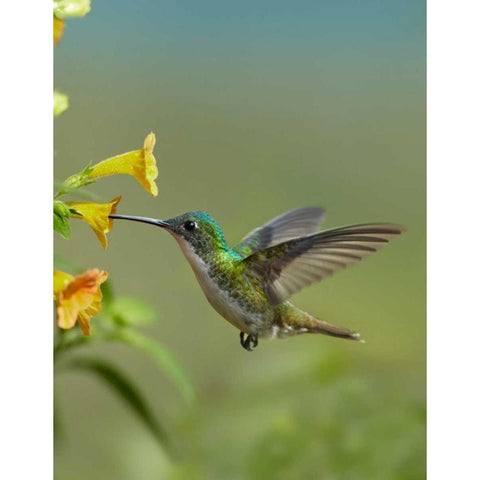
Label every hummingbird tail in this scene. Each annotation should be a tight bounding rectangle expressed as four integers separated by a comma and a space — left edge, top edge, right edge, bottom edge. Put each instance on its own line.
304, 317, 362, 341
277, 302, 363, 342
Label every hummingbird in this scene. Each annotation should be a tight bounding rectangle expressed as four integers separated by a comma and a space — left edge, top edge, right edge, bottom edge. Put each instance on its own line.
110, 207, 405, 351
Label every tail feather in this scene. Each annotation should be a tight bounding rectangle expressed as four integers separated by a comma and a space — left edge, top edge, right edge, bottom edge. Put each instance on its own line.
276, 302, 363, 342
306, 318, 363, 342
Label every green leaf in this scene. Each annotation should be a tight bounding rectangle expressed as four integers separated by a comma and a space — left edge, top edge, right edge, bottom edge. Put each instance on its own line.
112, 329, 196, 405
54, 200, 71, 239
54, 91, 69, 117
67, 357, 171, 451
54, 212, 70, 238
109, 297, 157, 326
54, 199, 71, 217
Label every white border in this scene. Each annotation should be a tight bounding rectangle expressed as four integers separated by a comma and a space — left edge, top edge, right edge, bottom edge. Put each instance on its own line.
0, 2, 53, 479
427, 0, 480, 477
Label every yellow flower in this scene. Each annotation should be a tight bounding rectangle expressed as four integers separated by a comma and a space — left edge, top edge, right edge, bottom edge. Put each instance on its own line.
53, 16, 65, 45
54, 269, 108, 336
88, 133, 159, 196
67, 196, 121, 248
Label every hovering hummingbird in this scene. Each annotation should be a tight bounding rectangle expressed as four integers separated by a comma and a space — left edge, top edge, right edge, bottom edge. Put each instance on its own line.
110, 207, 405, 351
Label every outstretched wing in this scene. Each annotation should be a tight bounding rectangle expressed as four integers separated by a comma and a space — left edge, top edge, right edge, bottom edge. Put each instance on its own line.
243, 223, 406, 305
233, 206, 325, 258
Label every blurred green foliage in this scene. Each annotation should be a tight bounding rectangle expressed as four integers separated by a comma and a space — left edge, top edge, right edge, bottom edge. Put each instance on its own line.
54, 91, 69, 116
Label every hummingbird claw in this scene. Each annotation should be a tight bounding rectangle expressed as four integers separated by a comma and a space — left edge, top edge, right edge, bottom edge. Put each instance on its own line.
239, 332, 258, 352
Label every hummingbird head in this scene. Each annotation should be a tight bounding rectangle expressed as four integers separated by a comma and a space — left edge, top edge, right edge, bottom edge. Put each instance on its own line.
164, 211, 228, 257
109, 211, 229, 261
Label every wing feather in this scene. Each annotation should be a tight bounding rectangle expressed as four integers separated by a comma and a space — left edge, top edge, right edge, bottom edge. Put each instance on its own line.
243, 223, 406, 305
233, 206, 325, 258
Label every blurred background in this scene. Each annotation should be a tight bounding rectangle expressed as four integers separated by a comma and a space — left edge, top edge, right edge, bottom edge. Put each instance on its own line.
54, 1, 425, 478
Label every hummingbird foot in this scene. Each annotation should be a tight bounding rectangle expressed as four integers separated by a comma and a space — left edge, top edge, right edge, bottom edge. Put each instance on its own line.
239, 332, 259, 352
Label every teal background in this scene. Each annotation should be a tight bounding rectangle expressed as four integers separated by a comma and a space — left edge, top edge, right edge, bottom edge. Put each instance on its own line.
54, 1, 425, 478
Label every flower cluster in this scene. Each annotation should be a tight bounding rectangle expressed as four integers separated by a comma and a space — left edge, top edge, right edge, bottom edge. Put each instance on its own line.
54, 134, 159, 334
53, 3, 160, 336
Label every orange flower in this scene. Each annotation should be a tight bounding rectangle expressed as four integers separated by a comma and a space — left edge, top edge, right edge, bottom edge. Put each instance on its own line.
67, 196, 121, 248
54, 269, 108, 336
87, 133, 159, 196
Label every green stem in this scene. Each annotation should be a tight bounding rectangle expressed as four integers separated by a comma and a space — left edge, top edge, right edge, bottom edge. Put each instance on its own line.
54, 333, 97, 360
53, 179, 102, 201
54, 330, 129, 360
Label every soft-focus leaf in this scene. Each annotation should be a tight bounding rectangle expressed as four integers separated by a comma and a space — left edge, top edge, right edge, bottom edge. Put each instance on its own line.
112, 329, 195, 404
54, 91, 69, 116
109, 297, 157, 326
53, 255, 84, 275
100, 280, 115, 308
54, 0, 91, 19
68, 357, 170, 450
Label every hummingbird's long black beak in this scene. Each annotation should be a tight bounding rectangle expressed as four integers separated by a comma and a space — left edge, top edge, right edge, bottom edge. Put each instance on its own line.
108, 214, 170, 228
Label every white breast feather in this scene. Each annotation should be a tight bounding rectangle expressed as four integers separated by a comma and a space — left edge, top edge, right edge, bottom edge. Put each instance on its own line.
173, 236, 259, 332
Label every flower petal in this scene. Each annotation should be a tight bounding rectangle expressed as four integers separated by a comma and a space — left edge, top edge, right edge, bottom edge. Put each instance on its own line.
53, 16, 65, 45
54, 269, 108, 335
87, 133, 159, 196
77, 311, 91, 335
67, 197, 121, 248
54, 270, 73, 298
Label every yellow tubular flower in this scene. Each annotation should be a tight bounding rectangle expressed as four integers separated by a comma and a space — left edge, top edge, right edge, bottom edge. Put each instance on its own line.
88, 133, 158, 196
67, 196, 121, 248
54, 269, 108, 336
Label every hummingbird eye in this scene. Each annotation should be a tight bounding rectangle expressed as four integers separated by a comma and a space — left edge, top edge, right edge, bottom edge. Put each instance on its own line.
183, 220, 197, 231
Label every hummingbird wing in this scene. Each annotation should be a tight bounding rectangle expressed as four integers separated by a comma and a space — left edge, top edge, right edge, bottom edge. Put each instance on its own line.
233, 206, 325, 258
242, 223, 406, 305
